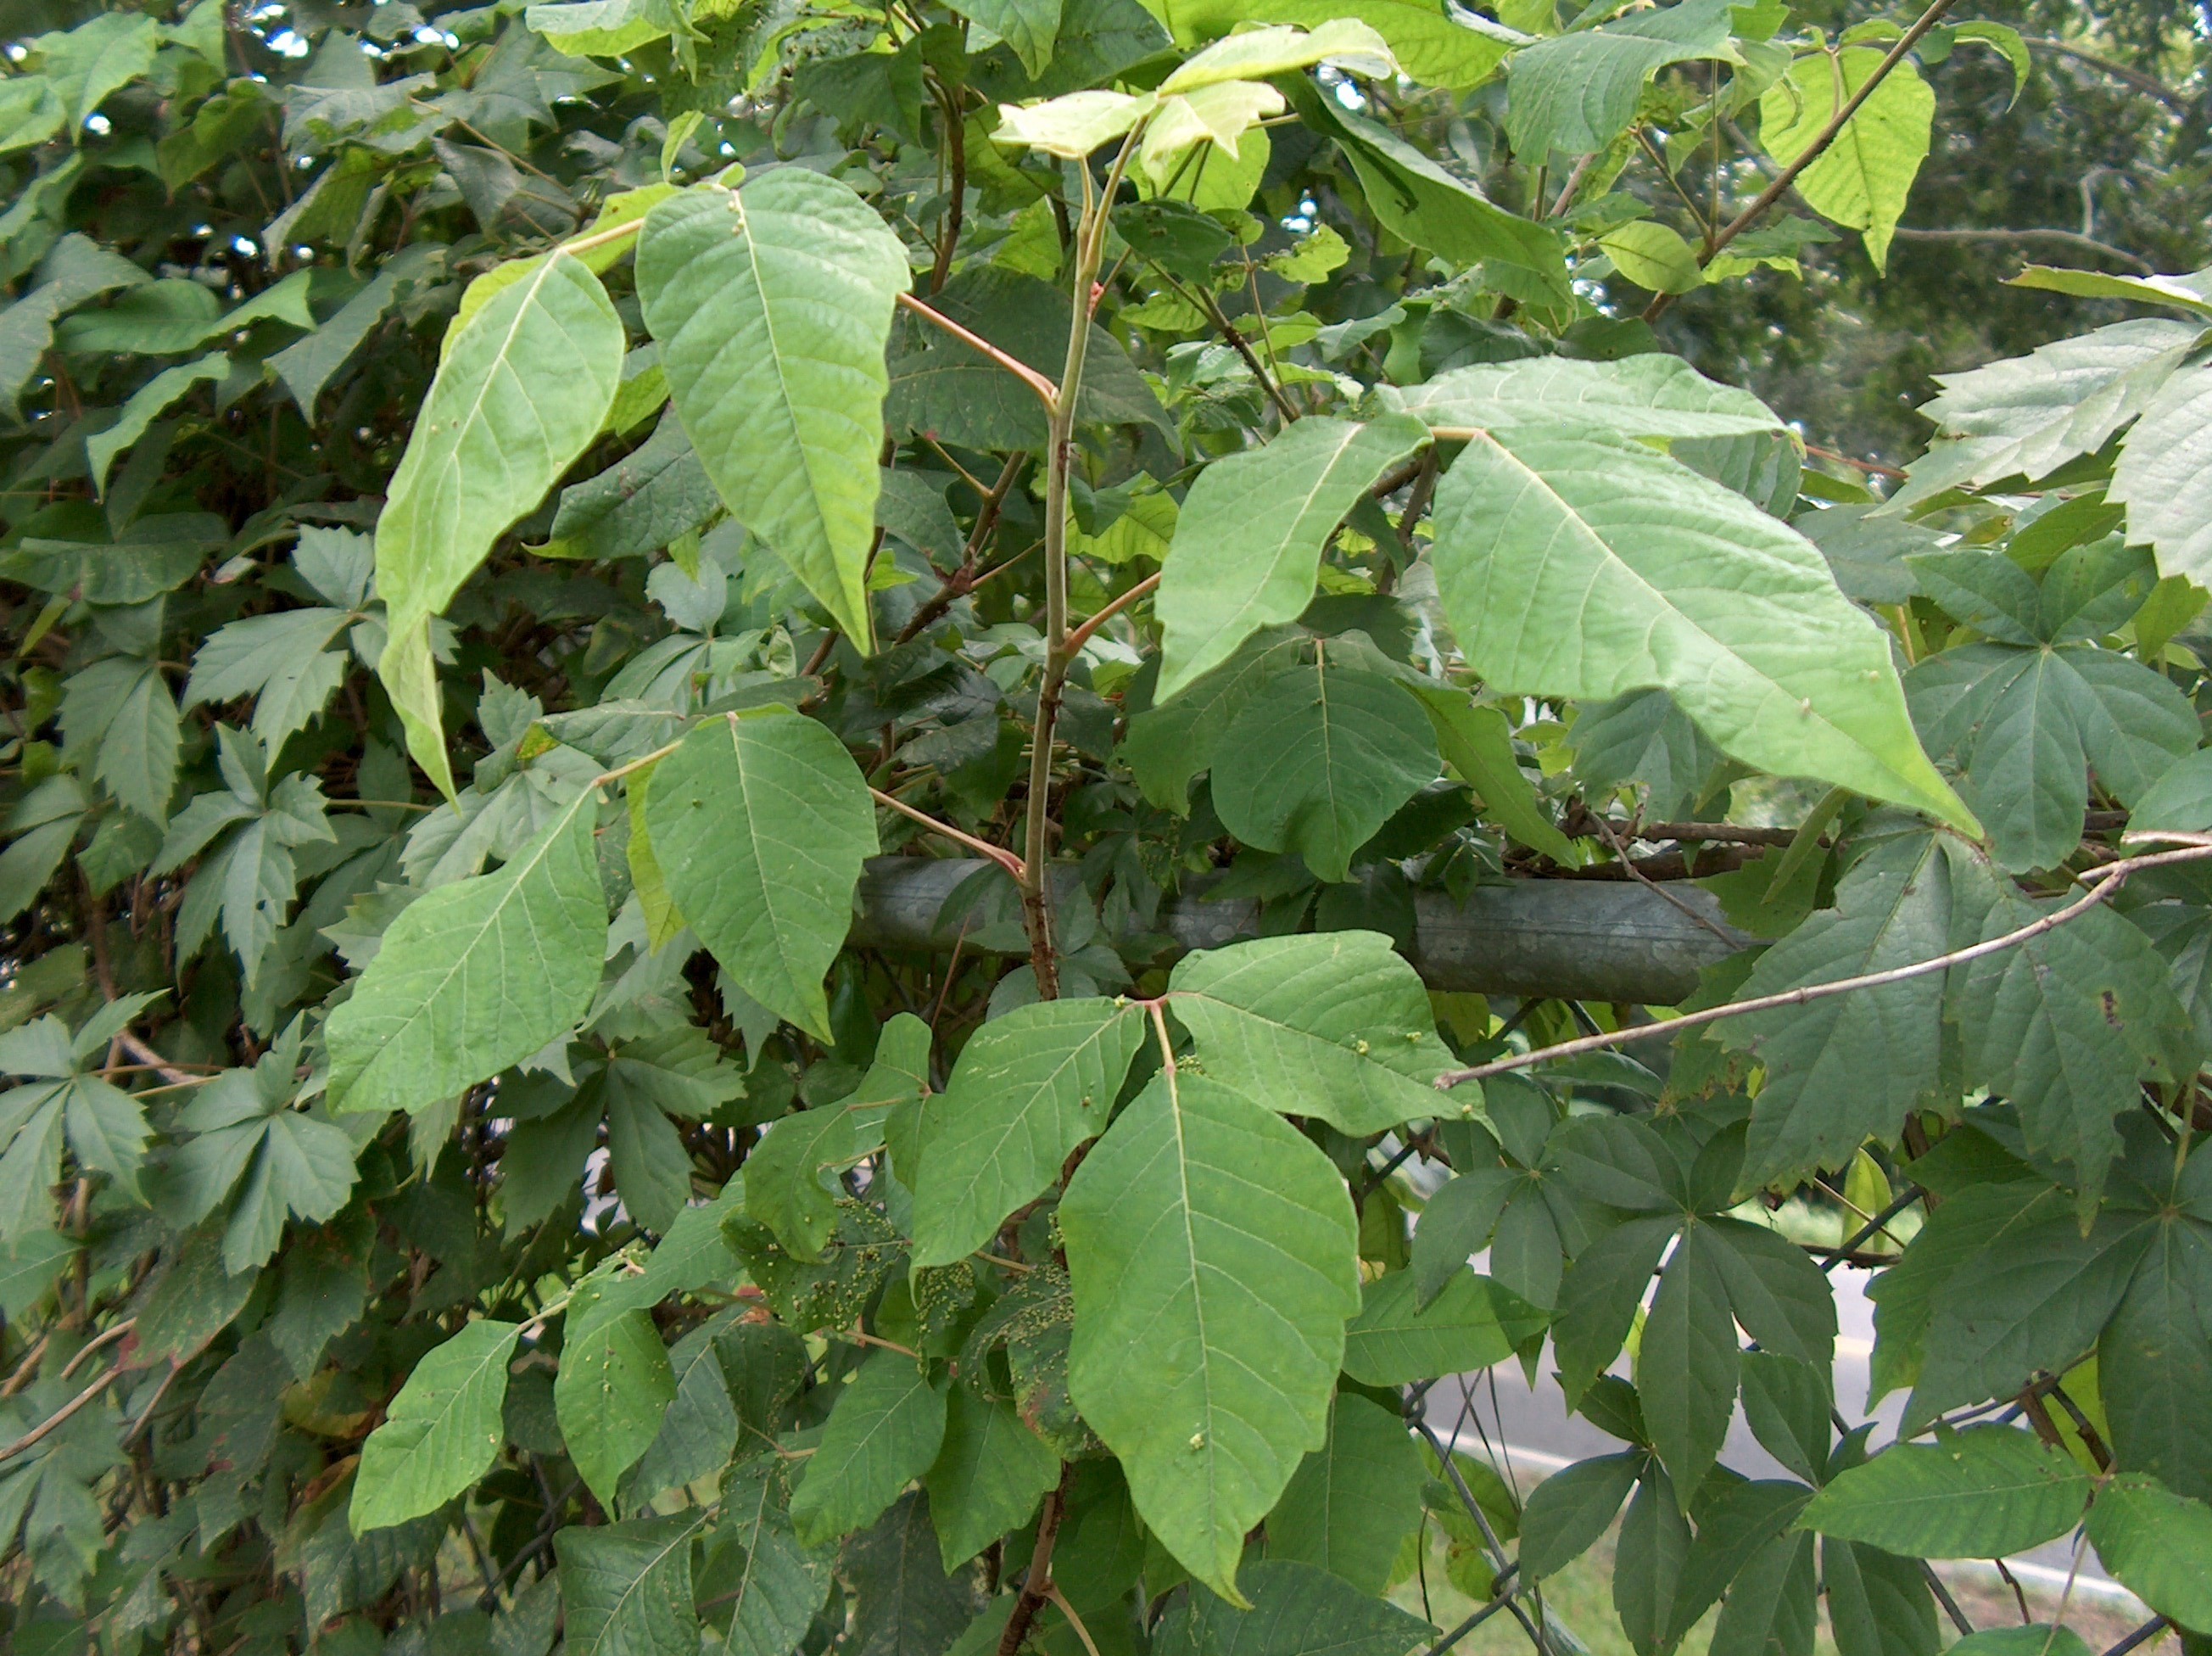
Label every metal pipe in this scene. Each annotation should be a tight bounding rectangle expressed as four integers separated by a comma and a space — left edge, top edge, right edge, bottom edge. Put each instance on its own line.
849, 858, 1747, 1005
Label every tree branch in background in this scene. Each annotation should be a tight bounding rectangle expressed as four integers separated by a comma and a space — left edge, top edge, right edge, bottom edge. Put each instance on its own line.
1888, 225, 2153, 272
2024, 36, 2192, 113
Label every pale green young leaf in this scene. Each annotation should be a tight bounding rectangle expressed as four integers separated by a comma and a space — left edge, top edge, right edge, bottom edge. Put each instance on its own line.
1265, 1390, 1425, 1594
637, 171, 908, 646
350, 1319, 520, 1533
1160, 20, 1395, 92
1165, 932, 1455, 1136
1165, 0, 1518, 90
1155, 415, 1428, 702
992, 89, 1155, 157
373, 252, 623, 795
1209, 654, 1439, 883
909, 996, 1144, 1268
921, 1385, 1060, 1569
557, 1305, 678, 1509
1382, 354, 1785, 442
789, 1352, 949, 1547
642, 713, 875, 1042
1427, 422, 1975, 835
525, 0, 676, 59
1601, 221, 1706, 294
1061, 1071, 1360, 1603
1796, 1425, 2091, 1558
1759, 47, 1933, 272
327, 791, 606, 1116
2003, 265, 2212, 320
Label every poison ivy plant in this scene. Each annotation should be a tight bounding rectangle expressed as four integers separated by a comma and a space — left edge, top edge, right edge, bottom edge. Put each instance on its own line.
6, 2, 2212, 1653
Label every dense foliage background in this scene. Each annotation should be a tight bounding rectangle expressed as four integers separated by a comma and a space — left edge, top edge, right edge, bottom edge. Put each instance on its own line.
7, 0, 2212, 1654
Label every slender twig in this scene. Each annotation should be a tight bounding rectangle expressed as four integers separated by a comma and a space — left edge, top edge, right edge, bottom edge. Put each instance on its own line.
59, 1320, 135, 1379
1042, 1586, 1103, 1656
0, 1366, 120, 1463
119, 1358, 182, 1447
897, 291, 1059, 409
1591, 815, 1739, 945
871, 787, 1024, 881
1063, 573, 1159, 657
1436, 834, 2212, 1088
1649, 0, 1966, 319
2102, 1620, 2170, 1656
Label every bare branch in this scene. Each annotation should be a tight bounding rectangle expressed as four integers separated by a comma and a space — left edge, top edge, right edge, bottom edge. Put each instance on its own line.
1437, 834, 2212, 1088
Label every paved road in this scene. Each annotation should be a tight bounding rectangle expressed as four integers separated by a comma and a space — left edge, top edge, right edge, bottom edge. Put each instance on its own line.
1422, 1262, 2132, 1603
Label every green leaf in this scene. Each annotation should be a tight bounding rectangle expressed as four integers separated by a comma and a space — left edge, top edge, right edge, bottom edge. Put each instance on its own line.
1265, 1390, 1424, 1594
1162, 19, 1394, 92
623, 1326, 740, 1508
327, 791, 606, 1116
1165, 932, 1455, 1138
1904, 1200, 2152, 1434
745, 1018, 928, 1259
790, 1351, 949, 1547
1636, 1226, 1739, 1494
1385, 354, 1784, 442
1152, 1558, 1433, 1656
1907, 643, 2195, 870
909, 996, 1145, 1267
0, 1230, 75, 1319
1613, 1465, 1692, 1656
2100, 1208, 2212, 1506
2004, 265, 2212, 320
1796, 1425, 2091, 1558
846, 1494, 987, 1656
1724, 835, 1952, 1187
86, 353, 226, 495
638, 171, 908, 647
2086, 1474, 2212, 1634
1821, 1537, 1938, 1656
373, 252, 623, 794
952, 0, 1064, 76
2112, 361, 2212, 585
709, 1459, 834, 1656
526, 0, 677, 59
187, 607, 354, 756
170, 1068, 359, 1275
545, 411, 721, 563
1209, 652, 1438, 884
1953, 885, 2192, 1206
1760, 47, 1933, 272
1413, 691, 1580, 863
1155, 416, 1428, 702
1941, 1631, 2092, 1656
557, 1304, 678, 1510
556, 1511, 706, 1656
643, 712, 875, 1042
350, 1319, 520, 1533
1427, 422, 1975, 835
1505, 0, 1739, 156
1910, 318, 2198, 496
1340, 1268, 1527, 1386
1519, 1452, 1640, 1579
1060, 1070, 1360, 1602
63, 656, 180, 823
921, 1385, 1060, 1569
1601, 221, 1706, 295
1552, 1215, 1677, 1406
36, 12, 159, 129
